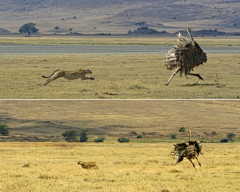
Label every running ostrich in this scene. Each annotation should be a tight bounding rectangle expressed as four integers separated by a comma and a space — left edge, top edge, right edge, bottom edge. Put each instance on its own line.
171, 131, 202, 170
164, 28, 207, 85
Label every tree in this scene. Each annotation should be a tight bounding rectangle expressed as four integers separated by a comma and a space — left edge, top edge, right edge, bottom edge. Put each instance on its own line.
136, 22, 146, 27
80, 129, 89, 142
19, 23, 39, 36
62, 130, 78, 142
54, 26, 59, 32
171, 134, 177, 139
227, 133, 236, 142
0, 124, 9, 136
179, 127, 185, 132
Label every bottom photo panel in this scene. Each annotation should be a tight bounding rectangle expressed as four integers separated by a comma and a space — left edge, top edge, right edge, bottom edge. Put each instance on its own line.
0, 100, 239, 192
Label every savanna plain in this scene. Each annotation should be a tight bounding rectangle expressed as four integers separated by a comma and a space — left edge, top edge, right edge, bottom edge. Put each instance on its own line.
0, 100, 240, 191
0, 36, 240, 99
0, 142, 239, 192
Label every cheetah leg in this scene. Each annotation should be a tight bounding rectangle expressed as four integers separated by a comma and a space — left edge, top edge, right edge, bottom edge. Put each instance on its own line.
81, 76, 95, 80
166, 67, 181, 85
187, 73, 204, 81
187, 159, 197, 171
195, 156, 201, 167
44, 73, 61, 86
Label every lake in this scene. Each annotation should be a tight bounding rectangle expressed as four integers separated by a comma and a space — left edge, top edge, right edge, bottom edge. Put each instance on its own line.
0, 44, 239, 55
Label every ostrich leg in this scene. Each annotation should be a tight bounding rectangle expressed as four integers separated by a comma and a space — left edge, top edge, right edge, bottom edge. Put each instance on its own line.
195, 156, 201, 167
188, 159, 197, 171
166, 67, 181, 85
188, 73, 204, 81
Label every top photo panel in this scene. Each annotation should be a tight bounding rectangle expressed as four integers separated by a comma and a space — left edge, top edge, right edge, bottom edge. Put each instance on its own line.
0, 0, 240, 99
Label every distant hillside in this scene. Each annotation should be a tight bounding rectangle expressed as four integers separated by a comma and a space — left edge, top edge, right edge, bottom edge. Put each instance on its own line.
0, 101, 239, 142
0, 0, 240, 34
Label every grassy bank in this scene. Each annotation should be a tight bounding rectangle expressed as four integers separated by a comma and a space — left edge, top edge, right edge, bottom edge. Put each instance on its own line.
0, 142, 239, 192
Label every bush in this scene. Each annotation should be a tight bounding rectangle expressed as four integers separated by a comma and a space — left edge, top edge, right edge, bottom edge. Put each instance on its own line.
179, 127, 185, 132
93, 137, 105, 143
130, 131, 138, 135
137, 135, 142, 139
211, 131, 217, 136
0, 124, 9, 136
227, 133, 236, 142
171, 134, 177, 139
62, 131, 78, 142
118, 136, 129, 143
80, 129, 89, 142
220, 138, 228, 143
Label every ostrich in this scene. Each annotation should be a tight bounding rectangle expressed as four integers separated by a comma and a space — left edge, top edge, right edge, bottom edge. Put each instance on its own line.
171, 131, 202, 170
164, 28, 207, 85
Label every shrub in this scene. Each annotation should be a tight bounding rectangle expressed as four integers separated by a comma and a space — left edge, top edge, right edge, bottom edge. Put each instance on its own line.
130, 131, 138, 135
220, 138, 228, 143
171, 134, 177, 139
211, 131, 217, 136
179, 127, 185, 132
227, 133, 236, 142
0, 124, 9, 136
62, 131, 78, 142
80, 129, 89, 142
137, 135, 142, 139
118, 136, 129, 143
93, 137, 105, 143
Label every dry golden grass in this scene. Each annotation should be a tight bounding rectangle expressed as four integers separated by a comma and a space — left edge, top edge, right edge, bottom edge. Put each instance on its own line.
0, 142, 239, 192
0, 53, 240, 99
0, 36, 240, 99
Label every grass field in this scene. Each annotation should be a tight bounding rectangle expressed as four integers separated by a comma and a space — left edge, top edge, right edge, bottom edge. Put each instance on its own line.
0, 142, 239, 192
0, 37, 240, 99
1, 100, 239, 142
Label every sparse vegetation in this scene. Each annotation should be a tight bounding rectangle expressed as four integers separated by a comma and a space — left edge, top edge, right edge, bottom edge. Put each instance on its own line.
128, 26, 167, 35
171, 134, 177, 139
79, 129, 89, 142
211, 131, 217, 136
0, 124, 9, 136
118, 136, 129, 143
220, 133, 236, 143
220, 138, 228, 143
227, 133, 236, 142
130, 131, 138, 135
62, 130, 78, 142
179, 127, 185, 132
93, 136, 105, 142
137, 135, 142, 139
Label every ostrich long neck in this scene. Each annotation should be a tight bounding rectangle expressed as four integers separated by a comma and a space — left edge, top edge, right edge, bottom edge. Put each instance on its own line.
187, 29, 194, 42
188, 131, 192, 141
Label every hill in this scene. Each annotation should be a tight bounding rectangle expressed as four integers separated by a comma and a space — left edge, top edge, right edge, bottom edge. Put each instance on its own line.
0, 100, 239, 142
0, 0, 240, 34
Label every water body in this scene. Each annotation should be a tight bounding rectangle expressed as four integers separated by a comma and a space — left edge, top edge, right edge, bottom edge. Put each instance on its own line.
0, 44, 239, 55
